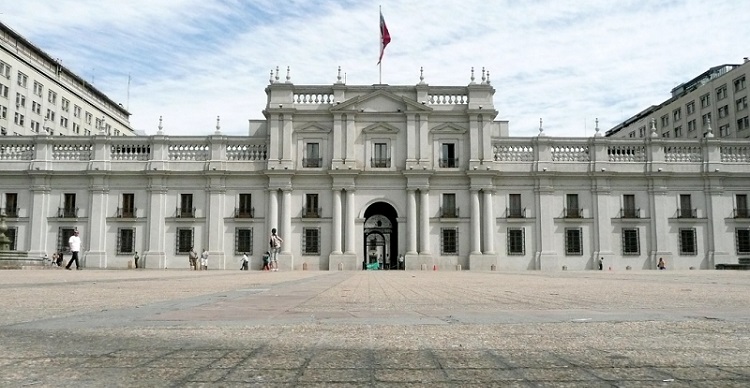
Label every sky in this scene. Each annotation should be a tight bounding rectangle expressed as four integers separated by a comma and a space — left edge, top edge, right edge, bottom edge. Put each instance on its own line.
3, 0, 750, 137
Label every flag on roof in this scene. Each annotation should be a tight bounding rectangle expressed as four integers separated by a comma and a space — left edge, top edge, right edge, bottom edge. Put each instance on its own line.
378, 10, 391, 65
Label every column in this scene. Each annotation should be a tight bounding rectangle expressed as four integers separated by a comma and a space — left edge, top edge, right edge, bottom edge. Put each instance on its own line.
27, 177, 49, 259
470, 189, 481, 254
207, 178, 226, 268
282, 114, 293, 163
418, 115, 429, 163
419, 190, 431, 253
268, 189, 278, 237
345, 190, 356, 254
406, 189, 417, 254
268, 114, 280, 161
406, 114, 416, 161
281, 189, 292, 254
144, 179, 167, 269
86, 179, 108, 268
332, 114, 343, 162
482, 189, 495, 254
469, 115, 479, 161
331, 189, 342, 254
345, 115, 355, 163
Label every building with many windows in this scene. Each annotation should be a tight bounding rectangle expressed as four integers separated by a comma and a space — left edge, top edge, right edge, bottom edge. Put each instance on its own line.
1, 67, 750, 271
0, 22, 133, 137
607, 58, 750, 139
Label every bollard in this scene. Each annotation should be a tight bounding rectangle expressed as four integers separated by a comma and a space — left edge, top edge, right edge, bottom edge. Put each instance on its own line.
421, 264, 427, 271
433, 264, 437, 271
127, 260, 133, 269
303, 262, 308, 271
456, 264, 461, 271
491, 264, 496, 271
338, 262, 343, 271
562, 265, 567, 271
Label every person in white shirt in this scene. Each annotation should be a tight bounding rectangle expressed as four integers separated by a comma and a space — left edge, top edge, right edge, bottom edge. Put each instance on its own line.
200, 249, 209, 270
65, 230, 82, 270
240, 253, 249, 270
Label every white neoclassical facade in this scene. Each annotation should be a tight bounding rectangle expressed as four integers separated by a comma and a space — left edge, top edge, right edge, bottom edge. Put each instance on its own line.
1, 68, 750, 271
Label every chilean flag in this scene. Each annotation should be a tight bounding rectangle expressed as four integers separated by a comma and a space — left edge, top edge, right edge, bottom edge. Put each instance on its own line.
378, 10, 391, 65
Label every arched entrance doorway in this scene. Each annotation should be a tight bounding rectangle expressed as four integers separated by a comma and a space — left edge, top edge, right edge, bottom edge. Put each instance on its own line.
363, 202, 400, 270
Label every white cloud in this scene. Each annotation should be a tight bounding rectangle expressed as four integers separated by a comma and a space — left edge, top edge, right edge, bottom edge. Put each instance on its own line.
4, 0, 750, 137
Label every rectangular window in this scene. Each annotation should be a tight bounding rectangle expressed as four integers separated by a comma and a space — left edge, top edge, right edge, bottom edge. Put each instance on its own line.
58, 227, 76, 254
508, 193, 523, 218
13, 112, 24, 126
303, 142, 320, 167
738, 116, 749, 131
48, 90, 57, 104
440, 143, 457, 168
628, 131, 635, 138
0, 105, 5, 120
622, 194, 637, 218
85, 112, 92, 124
735, 76, 747, 92
32, 101, 41, 114
0, 84, 8, 98
61, 98, 69, 112
687, 119, 696, 132
4, 193, 18, 217
441, 193, 457, 217
235, 228, 253, 255
60, 117, 68, 128
119, 193, 135, 218
507, 227, 525, 255
302, 227, 320, 255
736, 194, 748, 218
0, 60, 10, 78
638, 125, 646, 137
72, 123, 80, 134
61, 193, 77, 218
674, 126, 682, 138
5, 227, 16, 250
622, 228, 640, 255
700, 93, 710, 108
179, 194, 194, 218
660, 114, 669, 128
303, 193, 320, 218
719, 124, 730, 137
565, 194, 581, 218
73, 105, 81, 118
679, 194, 693, 218
673, 108, 682, 122
679, 228, 697, 255
702, 113, 712, 127
30, 120, 40, 133
117, 228, 135, 254
716, 85, 727, 101
17, 71, 27, 88
737, 229, 750, 254
237, 193, 253, 218
372, 142, 390, 167
33, 81, 43, 97
718, 105, 729, 119
46, 109, 55, 122
15, 93, 25, 108
441, 227, 458, 255
176, 227, 194, 254
737, 97, 748, 112
564, 228, 583, 256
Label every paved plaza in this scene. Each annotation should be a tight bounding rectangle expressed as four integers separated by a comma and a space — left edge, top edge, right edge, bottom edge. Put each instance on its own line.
1, 268, 750, 387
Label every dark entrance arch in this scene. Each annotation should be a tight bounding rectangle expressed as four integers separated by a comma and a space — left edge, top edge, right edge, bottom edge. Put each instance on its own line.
363, 202, 400, 270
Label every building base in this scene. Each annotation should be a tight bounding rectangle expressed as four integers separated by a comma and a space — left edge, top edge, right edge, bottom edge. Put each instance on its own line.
469, 253, 496, 271
329, 253, 359, 270
143, 251, 166, 269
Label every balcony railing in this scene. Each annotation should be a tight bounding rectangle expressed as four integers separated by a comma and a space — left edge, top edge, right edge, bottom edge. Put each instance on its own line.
506, 207, 526, 218
563, 207, 583, 218
176, 207, 196, 218
439, 158, 458, 168
3, 207, 18, 218
677, 208, 697, 218
302, 207, 321, 218
234, 207, 255, 218
371, 157, 391, 168
620, 208, 640, 219
116, 207, 137, 218
302, 157, 322, 168
440, 206, 459, 218
57, 207, 78, 218
734, 208, 750, 218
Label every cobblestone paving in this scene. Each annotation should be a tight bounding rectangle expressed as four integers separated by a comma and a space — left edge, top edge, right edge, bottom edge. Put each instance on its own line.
1, 269, 750, 386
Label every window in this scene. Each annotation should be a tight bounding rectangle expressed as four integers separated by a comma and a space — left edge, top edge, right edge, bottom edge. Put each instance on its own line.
662, 132, 670, 138
179, 194, 194, 218
735, 76, 747, 92
58, 227, 76, 254
622, 194, 637, 218
119, 193, 135, 218
235, 228, 253, 255
700, 93, 710, 108
236, 193, 253, 218
48, 90, 57, 105
687, 100, 696, 115
5, 227, 16, 250
719, 124, 730, 137
736, 194, 748, 218
303, 142, 320, 167
60, 117, 68, 128
372, 142, 390, 167
0, 60, 9, 78
46, 109, 55, 122
440, 143, 457, 168
679, 228, 697, 255
674, 126, 682, 138
73, 105, 81, 118
638, 125, 646, 137
0, 105, 5, 119
628, 131, 635, 138
302, 227, 320, 255
176, 228, 194, 254
508, 194, 524, 218
32, 81, 43, 97
660, 114, 669, 128
60, 193, 77, 218
85, 112, 92, 124
30, 120, 40, 133
441, 193, 457, 218
303, 194, 319, 218
738, 117, 749, 131
117, 228, 135, 254
737, 97, 748, 112
622, 228, 640, 255
507, 227, 525, 255
718, 105, 729, 119
565, 194, 581, 218
72, 123, 80, 134
4, 193, 18, 217
32, 101, 41, 114
61, 98, 69, 112
14, 112, 24, 126
737, 229, 750, 254
716, 85, 727, 101
17, 71, 27, 88
702, 113, 712, 127
564, 228, 583, 255
673, 108, 682, 122
15, 93, 25, 108
0, 84, 8, 98
687, 119, 697, 132
678, 194, 694, 218
441, 227, 458, 255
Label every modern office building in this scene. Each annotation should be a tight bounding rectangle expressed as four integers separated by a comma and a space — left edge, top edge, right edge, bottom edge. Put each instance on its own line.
0, 22, 133, 137
607, 58, 750, 139
1, 67, 749, 271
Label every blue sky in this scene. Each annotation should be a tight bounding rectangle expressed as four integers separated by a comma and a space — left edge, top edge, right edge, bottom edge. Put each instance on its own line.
4, 0, 750, 137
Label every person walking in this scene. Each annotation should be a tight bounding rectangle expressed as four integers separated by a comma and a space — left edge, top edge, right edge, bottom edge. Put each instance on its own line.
269, 228, 283, 271
65, 230, 82, 270
189, 248, 198, 270
200, 249, 209, 270
133, 251, 140, 269
240, 253, 249, 271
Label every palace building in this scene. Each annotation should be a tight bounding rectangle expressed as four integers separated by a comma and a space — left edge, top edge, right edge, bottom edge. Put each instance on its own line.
1, 66, 750, 271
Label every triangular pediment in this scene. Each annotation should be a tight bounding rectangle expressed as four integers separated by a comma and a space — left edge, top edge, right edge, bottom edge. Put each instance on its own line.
330, 89, 432, 113
296, 123, 331, 133
431, 123, 467, 134
362, 122, 400, 134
